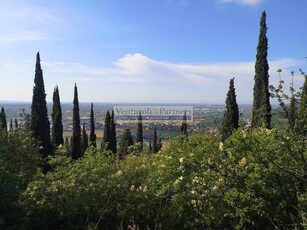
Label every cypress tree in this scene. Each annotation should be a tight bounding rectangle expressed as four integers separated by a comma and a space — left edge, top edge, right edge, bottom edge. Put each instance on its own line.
14, 118, 18, 129
102, 111, 111, 151
51, 86, 64, 147
110, 110, 117, 154
220, 78, 239, 142
152, 125, 158, 153
180, 111, 188, 137
65, 137, 70, 154
148, 139, 152, 154
119, 128, 134, 159
252, 11, 271, 129
295, 75, 307, 136
71, 84, 82, 160
158, 138, 162, 151
136, 112, 143, 150
89, 103, 96, 148
30, 52, 52, 157
82, 122, 88, 154
9, 119, 13, 131
0, 107, 7, 133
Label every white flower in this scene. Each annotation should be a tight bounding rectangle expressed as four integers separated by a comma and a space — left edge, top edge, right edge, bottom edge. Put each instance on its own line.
219, 142, 224, 151
116, 170, 123, 176
179, 157, 184, 164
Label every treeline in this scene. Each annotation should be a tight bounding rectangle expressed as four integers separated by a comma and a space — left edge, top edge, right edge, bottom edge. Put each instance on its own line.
0, 10, 306, 229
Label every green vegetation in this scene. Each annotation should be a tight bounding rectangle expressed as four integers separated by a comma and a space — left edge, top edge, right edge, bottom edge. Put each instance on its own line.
220, 78, 239, 141
252, 11, 271, 129
0, 107, 7, 133
110, 110, 117, 154
51, 86, 64, 147
295, 71, 307, 136
136, 113, 143, 149
152, 125, 158, 154
1, 128, 305, 229
30, 52, 53, 157
72, 84, 82, 159
119, 128, 134, 159
1, 11, 307, 229
180, 111, 188, 137
89, 102, 97, 148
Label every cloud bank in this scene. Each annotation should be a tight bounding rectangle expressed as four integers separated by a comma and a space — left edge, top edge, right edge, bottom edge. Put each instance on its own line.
40, 53, 302, 103
0, 53, 303, 103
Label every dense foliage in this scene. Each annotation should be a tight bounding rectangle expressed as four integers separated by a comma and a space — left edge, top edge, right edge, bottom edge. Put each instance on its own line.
0, 131, 41, 228
295, 73, 307, 136
2, 128, 302, 229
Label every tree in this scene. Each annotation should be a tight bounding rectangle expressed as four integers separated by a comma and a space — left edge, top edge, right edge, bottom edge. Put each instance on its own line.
0, 107, 7, 133
152, 126, 158, 153
14, 118, 18, 129
119, 128, 134, 159
136, 112, 143, 150
158, 138, 162, 151
102, 111, 111, 151
295, 71, 307, 136
71, 84, 82, 160
51, 86, 64, 147
180, 111, 188, 137
82, 122, 88, 154
148, 139, 152, 154
252, 11, 271, 129
220, 78, 239, 141
110, 110, 117, 154
269, 70, 302, 131
9, 119, 13, 131
64, 137, 70, 155
30, 52, 53, 157
89, 103, 96, 148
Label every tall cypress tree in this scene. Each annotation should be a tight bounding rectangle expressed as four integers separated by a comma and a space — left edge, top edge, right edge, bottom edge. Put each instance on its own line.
51, 86, 64, 147
71, 84, 82, 160
136, 112, 143, 150
295, 75, 307, 136
148, 139, 152, 154
102, 111, 111, 151
152, 125, 158, 153
180, 111, 188, 137
252, 11, 271, 129
82, 122, 88, 155
30, 52, 52, 156
110, 110, 117, 154
119, 128, 134, 159
220, 78, 239, 142
0, 107, 7, 133
14, 118, 18, 129
89, 103, 96, 148
9, 119, 13, 131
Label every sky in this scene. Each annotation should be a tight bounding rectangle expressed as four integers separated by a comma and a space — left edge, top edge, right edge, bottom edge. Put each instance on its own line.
0, 0, 306, 104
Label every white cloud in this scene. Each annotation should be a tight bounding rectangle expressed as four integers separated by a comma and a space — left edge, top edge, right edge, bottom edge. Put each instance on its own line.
219, 0, 264, 6
39, 53, 303, 102
0, 53, 303, 103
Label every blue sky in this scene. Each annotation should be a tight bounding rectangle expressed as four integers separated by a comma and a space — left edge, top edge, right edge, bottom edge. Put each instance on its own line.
0, 0, 306, 104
